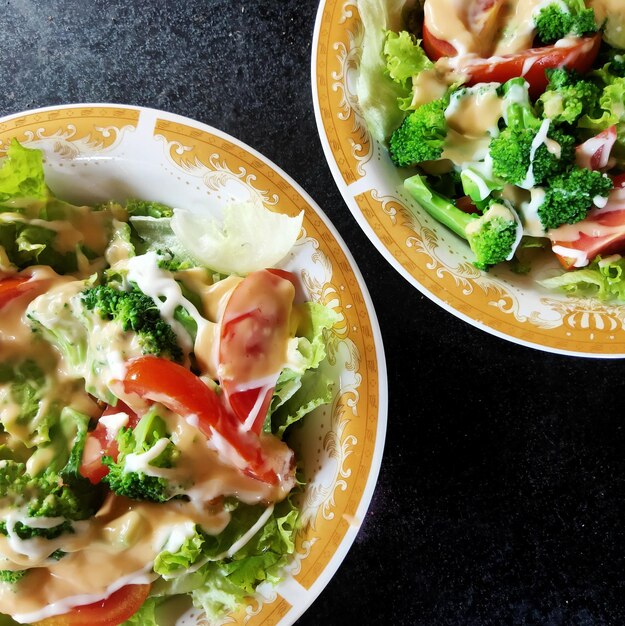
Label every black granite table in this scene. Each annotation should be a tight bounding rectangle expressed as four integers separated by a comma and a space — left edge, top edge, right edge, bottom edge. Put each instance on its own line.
2, 1, 625, 625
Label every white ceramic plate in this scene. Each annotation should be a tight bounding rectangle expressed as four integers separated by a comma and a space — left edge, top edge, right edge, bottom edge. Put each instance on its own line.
312, 0, 625, 358
0, 103, 387, 625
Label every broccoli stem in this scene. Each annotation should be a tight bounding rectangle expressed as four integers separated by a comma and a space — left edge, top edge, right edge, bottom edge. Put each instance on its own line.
404, 174, 474, 239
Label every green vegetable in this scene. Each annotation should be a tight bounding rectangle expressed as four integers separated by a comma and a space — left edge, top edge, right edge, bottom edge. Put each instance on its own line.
269, 302, 339, 437
82, 284, 183, 363
389, 94, 449, 167
490, 78, 575, 188
539, 255, 625, 300
537, 167, 613, 230
534, 1, 597, 44
579, 75, 625, 164
383, 30, 433, 110
537, 68, 602, 125
0, 138, 49, 203
404, 174, 521, 270
0, 570, 26, 585
125, 199, 174, 218
0, 409, 102, 544
355, 0, 425, 142
153, 498, 300, 622
103, 409, 181, 503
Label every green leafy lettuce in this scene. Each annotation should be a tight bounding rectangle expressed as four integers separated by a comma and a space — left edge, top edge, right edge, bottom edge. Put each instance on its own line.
356, 0, 426, 142
151, 498, 300, 622
539, 255, 625, 301
268, 302, 339, 437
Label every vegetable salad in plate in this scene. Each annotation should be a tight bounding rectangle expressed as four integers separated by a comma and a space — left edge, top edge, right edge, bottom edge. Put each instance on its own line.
357, 0, 625, 300
0, 140, 339, 625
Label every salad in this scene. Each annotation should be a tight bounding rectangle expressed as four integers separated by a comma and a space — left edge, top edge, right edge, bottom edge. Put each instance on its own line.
357, 0, 625, 300
0, 140, 338, 624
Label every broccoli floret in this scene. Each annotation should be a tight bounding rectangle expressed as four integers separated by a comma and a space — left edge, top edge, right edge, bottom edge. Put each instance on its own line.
0, 452, 103, 542
535, 2, 598, 44
0, 569, 26, 584
102, 410, 180, 503
538, 167, 614, 230
125, 199, 174, 218
389, 95, 448, 167
610, 55, 625, 78
82, 284, 182, 362
404, 174, 521, 270
490, 122, 575, 187
537, 68, 602, 125
490, 78, 575, 187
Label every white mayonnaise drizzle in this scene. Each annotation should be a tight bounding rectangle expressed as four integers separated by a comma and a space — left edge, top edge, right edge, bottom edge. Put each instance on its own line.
126, 251, 209, 356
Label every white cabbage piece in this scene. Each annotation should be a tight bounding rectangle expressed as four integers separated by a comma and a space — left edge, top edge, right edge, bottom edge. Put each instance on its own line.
170, 201, 303, 275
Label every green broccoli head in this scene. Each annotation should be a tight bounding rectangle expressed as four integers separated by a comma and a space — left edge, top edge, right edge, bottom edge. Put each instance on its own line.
82, 284, 182, 362
102, 409, 181, 503
0, 459, 102, 541
537, 68, 602, 125
490, 124, 575, 187
534, 2, 598, 44
465, 203, 521, 271
0, 569, 27, 584
403, 174, 521, 271
538, 167, 614, 231
389, 96, 448, 167
125, 199, 174, 218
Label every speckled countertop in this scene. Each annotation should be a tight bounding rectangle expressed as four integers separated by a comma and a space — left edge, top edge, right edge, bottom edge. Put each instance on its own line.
2, 1, 625, 625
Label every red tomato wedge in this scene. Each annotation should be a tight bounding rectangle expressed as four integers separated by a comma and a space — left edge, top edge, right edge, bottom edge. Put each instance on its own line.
79, 402, 138, 485
122, 356, 280, 484
423, 0, 505, 61
33, 584, 150, 626
549, 175, 625, 269
462, 34, 602, 98
422, 21, 456, 60
423, 13, 601, 99
218, 269, 295, 435
0, 275, 39, 308
576, 126, 618, 171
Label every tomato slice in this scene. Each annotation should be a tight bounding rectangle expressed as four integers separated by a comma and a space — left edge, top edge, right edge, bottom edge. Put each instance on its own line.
218, 269, 295, 435
0, 275, 38, 308
576, 126, 618, 171
79, 402, 138, 485
33, 584, 150, 626
461, 34, 602, 98
422, 21, 456, 60
422, 0, 505, 61
424, 17, 601, 99
549, 175, 625, 269
122, 356, 280, 484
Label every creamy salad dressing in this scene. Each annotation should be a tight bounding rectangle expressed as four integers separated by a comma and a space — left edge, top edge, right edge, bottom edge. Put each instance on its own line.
0, 206, 302, 619
0, 494, 232, 622
424, 0, 561, 59
442, 86, 504, 165
127, 251, 208, 358
0, 400, 289, 621
588, 0, 625, 48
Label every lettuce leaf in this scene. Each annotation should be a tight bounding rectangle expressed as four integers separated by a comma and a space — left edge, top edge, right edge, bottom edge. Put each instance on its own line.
153, 498, 300, 622
0, 359, 59, 449
384, 30, 433, 110
578, 76, 625, 163
121, 596, 163, 626
268, 302, 338, 437
539, 255, 625, 301
0, 139, 49, 204
170, 203, 303, 275
356, 0, 420, 141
